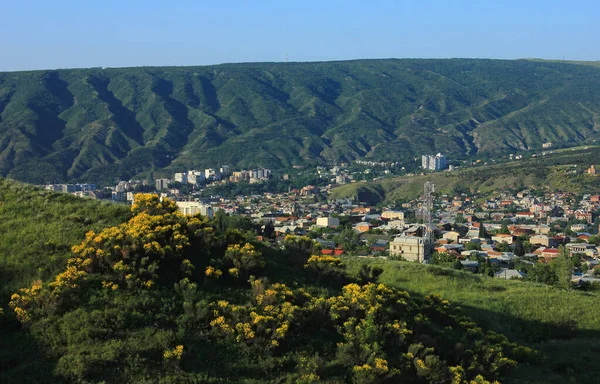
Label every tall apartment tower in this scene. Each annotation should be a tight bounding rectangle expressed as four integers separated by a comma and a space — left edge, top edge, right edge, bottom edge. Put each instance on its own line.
421, 153, 446, 171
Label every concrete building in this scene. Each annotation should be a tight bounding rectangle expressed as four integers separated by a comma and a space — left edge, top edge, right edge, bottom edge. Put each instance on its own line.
155, 178, 172, 191
530, 235, 554, 247
442, 231, 460, 243
421, 153, 447, 171
174, 172, 188, 184
492, 234, 514, 245
316, 217, 340, 228
176, 201, 214, 218
381, 210, 405, 221
335, 174, 350, 185
390, 235, 425, 262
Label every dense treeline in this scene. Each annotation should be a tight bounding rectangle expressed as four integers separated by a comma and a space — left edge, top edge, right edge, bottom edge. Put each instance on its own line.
2, 59, 600, 184
1, 192, 536, 383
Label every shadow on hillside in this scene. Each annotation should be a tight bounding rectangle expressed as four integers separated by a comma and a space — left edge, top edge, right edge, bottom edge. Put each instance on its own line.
151, 77, 195, 150
0, 322, 65, 384
457, 302, 600, 384
27, 71, 74, 152
87, 75, 145, 147
401, 269, 600, 383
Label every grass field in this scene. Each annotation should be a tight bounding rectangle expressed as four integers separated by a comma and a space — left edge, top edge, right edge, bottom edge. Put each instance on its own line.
345, 257, 600, 383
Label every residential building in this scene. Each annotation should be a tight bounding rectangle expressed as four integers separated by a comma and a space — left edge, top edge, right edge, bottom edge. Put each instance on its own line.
174, 172, 188, 184
390, 235, 426, 262
155, 178, 171, 191
494, 269, 525, 279
492, 234, 514, 245
381, 210, 405, 221
587, 165, 597, 175
176, 201, 214, 218
316, 217, 340, 228
421, 153, 447, 171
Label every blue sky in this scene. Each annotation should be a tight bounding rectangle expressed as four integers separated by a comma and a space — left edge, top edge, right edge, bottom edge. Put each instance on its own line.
1, 0, 598, 71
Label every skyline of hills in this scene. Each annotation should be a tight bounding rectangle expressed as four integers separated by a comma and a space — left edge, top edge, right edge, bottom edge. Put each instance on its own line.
1, 58, 600, 184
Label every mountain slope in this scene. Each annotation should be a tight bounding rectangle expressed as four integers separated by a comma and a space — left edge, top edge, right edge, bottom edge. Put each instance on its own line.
330, 145, 600, 204
2, 59, 600, 183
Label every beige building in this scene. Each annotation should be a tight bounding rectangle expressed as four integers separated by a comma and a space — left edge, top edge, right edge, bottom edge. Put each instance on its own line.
381, 210, 405, 221
492, 234, 514, 245
442, 231, 460, 243
316, 217, 340, 228
390, 235, 425, 262
176, 201, 214, 218
530, 235, 551, 247
587, 165, 597, 175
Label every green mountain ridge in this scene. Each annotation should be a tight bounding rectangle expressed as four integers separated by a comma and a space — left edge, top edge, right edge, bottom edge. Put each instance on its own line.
2, 58, 600, 184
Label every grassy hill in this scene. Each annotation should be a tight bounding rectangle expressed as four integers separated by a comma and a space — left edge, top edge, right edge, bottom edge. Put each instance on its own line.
330, 145, 600, 204
2, 59, 600, 184
345, 258, 600, 384
1, 181, 599, 382
0, 179, 131, 382
0, 178, 130, 303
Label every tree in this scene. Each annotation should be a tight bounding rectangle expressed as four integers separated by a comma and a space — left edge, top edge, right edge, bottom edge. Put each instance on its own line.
431, 252, 455, 265
263, 221, 275, 239
495, 242, 511, 253
479, 257, 497, 277
552, 245, 573, 290
334, 228, 361, 252
452, 259, 464, 270
513, 238, 525, 257
499, 223, 510, 235
588, 235, 600, 245
358, 264, 384, 284
526, 263, 558, 285
478, 223, 486, 238
284, 235, 320, 266
466, 242, 482, 251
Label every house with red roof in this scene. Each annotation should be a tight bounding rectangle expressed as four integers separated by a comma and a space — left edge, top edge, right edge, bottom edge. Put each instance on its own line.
321, 248, 345, 256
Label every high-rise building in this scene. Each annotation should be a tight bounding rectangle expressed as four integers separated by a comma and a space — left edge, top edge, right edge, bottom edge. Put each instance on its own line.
155, 178, 172, 190
421, 153, 446, 171
174, 172, 188, 184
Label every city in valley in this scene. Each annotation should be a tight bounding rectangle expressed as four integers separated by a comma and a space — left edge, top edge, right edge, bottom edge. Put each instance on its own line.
40, 153, 600, 287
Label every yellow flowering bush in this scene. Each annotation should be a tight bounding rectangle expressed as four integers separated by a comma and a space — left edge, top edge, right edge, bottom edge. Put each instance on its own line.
210, 280, 298, 350
163, 345, 183, 360
304, 255, 346, 280
223, 243, 265, 278
228, 267, 239, 278
328, 283, 411, 324
9, 193, 215, 326
8, 280, 43, 326
63, 194, 213, 290
205, 266, 223, 278
131, 193, 179, 216
305, 255, 343, 268
295, 354, 322, 383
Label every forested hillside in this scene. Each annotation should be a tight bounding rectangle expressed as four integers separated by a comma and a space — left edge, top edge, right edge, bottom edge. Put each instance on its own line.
1, 59, 600, 184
